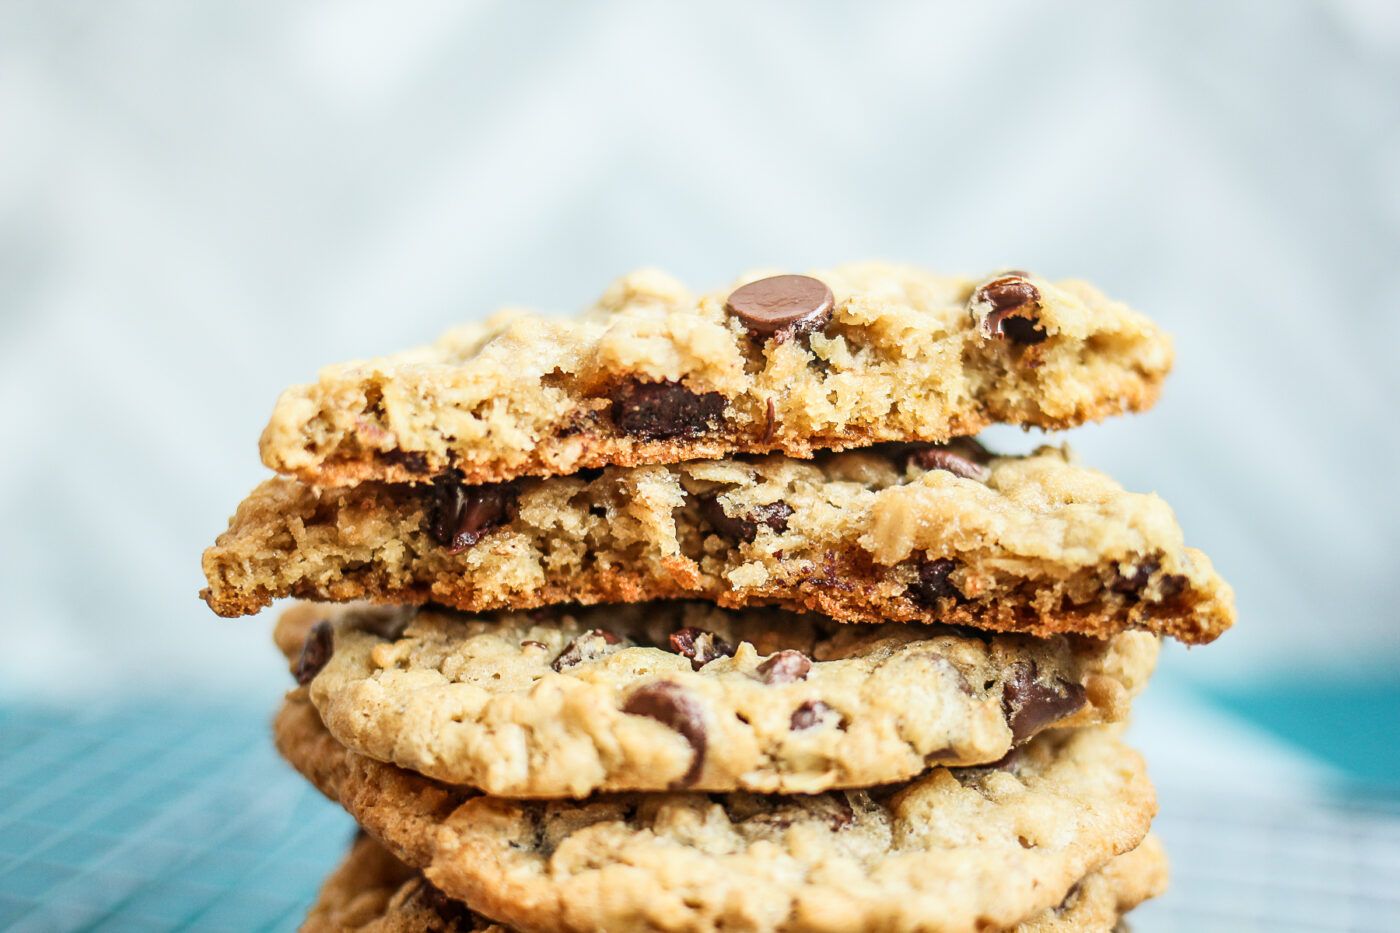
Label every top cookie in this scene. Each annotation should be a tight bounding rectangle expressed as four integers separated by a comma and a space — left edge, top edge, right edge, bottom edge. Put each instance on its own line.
260, 264, 1172, 487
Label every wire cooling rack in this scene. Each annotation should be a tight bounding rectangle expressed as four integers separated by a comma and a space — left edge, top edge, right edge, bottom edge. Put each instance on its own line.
2, 702, 1397, 932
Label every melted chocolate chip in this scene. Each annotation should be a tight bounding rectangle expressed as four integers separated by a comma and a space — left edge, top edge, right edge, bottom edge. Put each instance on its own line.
669, 627, 735, 670
427, 474, 517, 552
294, 620, 333, 686
909, 557, 964, 606
790, 699, 833, 730
551, 628, 622, 672
610, 379, 725, 439
973, 274, 1047, 345
1000, 661, 1088, 744
381, 449, 430, 475
908, 437, 992, 482
756, 650, 812, 684
725, 274, 834, 339
622, 681, 707, 787
697, 492, 793, 544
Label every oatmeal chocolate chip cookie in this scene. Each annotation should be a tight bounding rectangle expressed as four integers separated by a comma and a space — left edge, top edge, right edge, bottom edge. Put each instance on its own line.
273, 601, 1156, 796
206, 443, 1232, 644
275, 697, 1157, 933
258, 264, 1172, 487
307, 833, 1167, 933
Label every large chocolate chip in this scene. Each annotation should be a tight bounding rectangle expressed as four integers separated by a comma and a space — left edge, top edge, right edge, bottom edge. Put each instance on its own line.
610, 379, 726, 440
551, 628, 623, 672
725, 274, 834, 339
697, 492, 793, 544
909, 557, 964, 606
756, 650, 812, 684
909, 438, 992, 483
294, 620, 333, 686
1000, 661, 1087, 744
790, 699, 833, 730
669, 627, 735, 670
622, 681, 707, 787
427, 474, 517, 552
973, 274, 1047, 345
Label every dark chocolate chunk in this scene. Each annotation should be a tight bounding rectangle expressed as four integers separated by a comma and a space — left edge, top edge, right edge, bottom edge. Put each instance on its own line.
1000, 661, 1087, 744
427, 474, 517, 552
790, 699, 833, 730
909, 557, 964, 606
622, 681, 707, 786
697, 492, 792, 544
294, 620, 333, 686
551, 628, 622, 672
610, 379, 726, 440
973, 274, 1047, 345
669, 627, 735, 670
756, 650, 812, 684
909, 437, 992, 482
725, 274, 834, 339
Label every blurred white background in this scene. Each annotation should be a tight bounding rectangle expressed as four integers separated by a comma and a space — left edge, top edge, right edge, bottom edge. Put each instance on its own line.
1, 0, 1397, 701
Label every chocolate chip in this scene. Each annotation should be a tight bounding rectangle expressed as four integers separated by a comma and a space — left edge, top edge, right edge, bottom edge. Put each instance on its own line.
909, 438, 992, 482
551, 628, 623, 672
1110, 558, 1160, 595
427, 474, 517, 552
909, 557, 964, 606
294, 620, 333, 686
1000, 661, 1087, 744
725, 274, 834, 339
380, 449, 430, 475
668, 627, 734, 670
610, 379, 726, 440
756, 650, 812, 684
622, 681, 707, 786
790, 699, 833, 730
521, 640, 547, 650
973, 274, 1047, 345
697, 492, 793, 544
761, 397, 778, 444
1159, 573, 1188, 599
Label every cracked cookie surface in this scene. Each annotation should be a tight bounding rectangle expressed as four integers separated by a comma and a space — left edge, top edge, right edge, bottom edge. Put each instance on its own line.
274, 601, 1156, 796
275, 697, 1156, 933
304, 832, 1167, 933
208, 443, 1232, 644
259, 263, 1172, 487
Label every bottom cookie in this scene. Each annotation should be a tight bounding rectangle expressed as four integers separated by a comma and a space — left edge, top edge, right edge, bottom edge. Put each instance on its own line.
303, 832, 1167, 933
276, 695, 1156, 933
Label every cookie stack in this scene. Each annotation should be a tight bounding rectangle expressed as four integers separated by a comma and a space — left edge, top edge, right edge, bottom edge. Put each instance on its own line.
202, 264, 1233, 932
